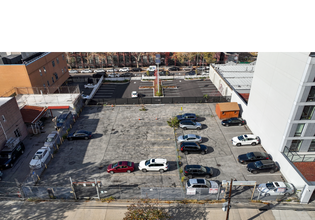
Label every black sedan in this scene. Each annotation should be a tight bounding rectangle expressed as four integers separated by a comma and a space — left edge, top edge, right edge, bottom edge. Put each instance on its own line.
238, 152, 270, 164
121, 72, 134, 77
168, 67, 180, 71
221, 117, 246, 126
131, 68, 142, 72
68, 130, 92, 140
185, 71, 196, 75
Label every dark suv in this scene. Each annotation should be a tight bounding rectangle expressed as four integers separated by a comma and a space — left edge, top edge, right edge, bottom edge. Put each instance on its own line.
247, 160, 279, 174
180, 142, 207, 155
184, 165, 213, 178
131, 68, 142, 72
176, 113, 197, 121
0, 138, 25, 169
55, 111, 72, 130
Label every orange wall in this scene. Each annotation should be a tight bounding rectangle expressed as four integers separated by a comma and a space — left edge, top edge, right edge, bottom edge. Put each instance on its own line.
0, 53, 69, 96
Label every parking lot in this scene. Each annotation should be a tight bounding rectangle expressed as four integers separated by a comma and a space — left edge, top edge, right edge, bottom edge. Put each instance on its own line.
36, 103, 284, 194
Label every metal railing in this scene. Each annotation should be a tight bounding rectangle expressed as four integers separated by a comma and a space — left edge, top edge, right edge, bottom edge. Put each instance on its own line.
283, 146, 315, 162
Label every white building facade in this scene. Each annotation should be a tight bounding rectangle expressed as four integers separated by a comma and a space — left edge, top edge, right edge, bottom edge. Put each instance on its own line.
243, 52, 315, 203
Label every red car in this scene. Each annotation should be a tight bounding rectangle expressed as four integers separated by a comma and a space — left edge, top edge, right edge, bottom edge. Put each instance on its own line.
107, 161, 135, 174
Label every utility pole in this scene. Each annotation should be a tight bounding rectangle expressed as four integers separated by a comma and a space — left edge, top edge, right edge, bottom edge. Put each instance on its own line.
226, 178, 233, 220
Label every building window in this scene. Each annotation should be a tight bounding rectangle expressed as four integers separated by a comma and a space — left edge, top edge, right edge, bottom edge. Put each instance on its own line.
294, 123, 305, 137
47, 80, 50, 86
95, 56, 99, 64
52, 77, 54, 83
43, 84, 46, 88
143, 56, 148, 63
307, 87, 315, 102
62, 54, 65, 60
300, 106, 315, 120
308, 140, 315, 152
39, 69, 42, 73
107, 56, 112, 64
125, 55, 129, 63
54, 73, 58, 80
149, 56, 154, 63
64, 67, 66, 73
62, 68, 64, 74
56, 58, 59, 64
43, 66, 46, 73
119, 55, 124, 62
2, 115, 6, 122
52, 60, 55, 67
289, 140, 303, 152
14, 128, 21, 137
113, 55, 118, 63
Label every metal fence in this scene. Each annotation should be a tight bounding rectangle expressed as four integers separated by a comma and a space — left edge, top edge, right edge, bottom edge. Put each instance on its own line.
88, 96, 231, 105
283, 146, 315, 162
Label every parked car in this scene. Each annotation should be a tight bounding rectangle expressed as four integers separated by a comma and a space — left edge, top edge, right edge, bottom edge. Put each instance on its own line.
186, 178, 218, 190
257, 181, 295, 196
94, 69, 106, 73
179, 120, 202, 130
177, 113, 197, 121
168, 67, 180, 71
69, 69, 78, 73
84, 84, 96, 89
107, 161, 135, 174
180, 142, 207, 155
131, 91, 138, 98
247, 160, 279, 174
131, 68, 142, 72
177, 134, 202, 143
108, 73, 119, 77
92, 73, 106, 78
183, 66, 193, 71
159, 71, 169, 76
119, 67, 129, 72
0, 138, 25, 169
29, 147, 50, 169
232, 134, 260, 146
81, 69, 93, 73
138, 158, 168, 173
185, 71, 196, 75
67, 130, 92, 140
81, 94, 90, 99
197, 66, 206, 71
184, 165, 213, 178
44, 131, 60, 149
121, 72, 134, 77
54, 111, 72, 130
237, 152, 270, 164
221, 117, 246, 126
107, 69, 118, 72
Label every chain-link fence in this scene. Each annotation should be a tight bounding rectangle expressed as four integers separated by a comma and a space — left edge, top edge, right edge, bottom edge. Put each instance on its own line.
22, 186, 73, 199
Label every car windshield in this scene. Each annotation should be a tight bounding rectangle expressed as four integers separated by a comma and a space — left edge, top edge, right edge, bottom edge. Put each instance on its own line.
254, 161, 263, 168
238, 135, 245, 140
46, 137, 54, 142
145, 160, 150, 166
266, 182, 275, 190
0, 153, 10, 159
127, 162, 132, 167
284, 183, 291, 189
201, 166, 207, 172
192, 121, 196, 125
206, 181, 211, 188
33, 155, 42, 160
246, 152, 255, 159
196, 135, 200, 139
112, 163, 118, 168
183, 135, 188, 139
57, 119, 64, 123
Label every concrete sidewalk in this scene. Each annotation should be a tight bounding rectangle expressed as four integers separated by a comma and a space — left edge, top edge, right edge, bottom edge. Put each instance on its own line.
1, 200, 315, 220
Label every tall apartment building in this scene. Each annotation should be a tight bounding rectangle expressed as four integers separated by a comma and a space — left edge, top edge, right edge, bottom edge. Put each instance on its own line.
0, 52, 69, 96
243, 52, 315, 203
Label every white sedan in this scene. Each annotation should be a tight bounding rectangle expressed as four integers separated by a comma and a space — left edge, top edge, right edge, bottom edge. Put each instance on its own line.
119, 67, 129, 72
29, 147, 50, 169
80, 69, 93, 73
231, 134, 260, 146
257, 181, 295, 196
69, 69, 78, 73
94, 69, 105, 73
107, 69, 118, 72
84, 84, 96, 89
177, 134, 202, 143
131, 91, 138, 98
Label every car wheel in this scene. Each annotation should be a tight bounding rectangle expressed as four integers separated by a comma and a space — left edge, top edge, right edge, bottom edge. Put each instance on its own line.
284, 193, 290, 196
110, 171, 114, 174
239, 123, 242, 126
197, 127, 201, 130
183, 127, 187, 130
10, 163, 13, 168
127, 170, 131, 173
85, 137, 88, 140
205, 175, 210, 178
236, 143, 241, 146
184, 151, 188, 155
251, 142, 257, 146
201, 151, 205, 155
159, 169, 164, 173
270, 169, 275, 173
252, 170, 258, 174
142, 169, 147, 172
226, 124, 229, 127
21, 150, 24, 154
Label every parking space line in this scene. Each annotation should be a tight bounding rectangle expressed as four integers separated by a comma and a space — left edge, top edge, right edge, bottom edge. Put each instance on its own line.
232, 146, 262, 148
247, 173, 282, 176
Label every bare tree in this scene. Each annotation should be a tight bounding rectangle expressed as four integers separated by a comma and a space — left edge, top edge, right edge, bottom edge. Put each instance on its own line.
65, 52, 76, 69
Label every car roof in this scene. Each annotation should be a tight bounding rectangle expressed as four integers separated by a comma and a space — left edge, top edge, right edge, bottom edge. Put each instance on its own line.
273, 182, 286, 188
189, 179, 206, 185
185, 165, 202, 169
252, 152, 267, 157
186, 134, 198, 138
151, 158, 167, 163
180, 120, 194, 123
243, 134, 257, 138
47, 133, 57, 138
75, 130, 89, 133
183, 113, 196, 116
181, 142, 198, 146
260, 160, 275, 165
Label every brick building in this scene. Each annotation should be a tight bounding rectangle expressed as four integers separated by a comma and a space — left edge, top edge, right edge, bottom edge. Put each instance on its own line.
0, 52, 69, 96
0, 97, 28, 150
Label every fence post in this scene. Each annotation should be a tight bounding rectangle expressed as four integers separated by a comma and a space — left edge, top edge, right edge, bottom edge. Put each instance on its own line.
70, 177, 77, 200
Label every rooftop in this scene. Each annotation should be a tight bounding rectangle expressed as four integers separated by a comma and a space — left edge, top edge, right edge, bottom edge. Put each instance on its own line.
212, 62, 255, 92
293, 162, 315, 182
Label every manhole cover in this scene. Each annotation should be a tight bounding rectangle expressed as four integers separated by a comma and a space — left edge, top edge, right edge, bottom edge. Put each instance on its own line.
69, 161, 75, 165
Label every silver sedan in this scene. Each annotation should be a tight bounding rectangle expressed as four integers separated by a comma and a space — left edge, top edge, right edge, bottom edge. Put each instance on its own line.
177, 134, 202, 143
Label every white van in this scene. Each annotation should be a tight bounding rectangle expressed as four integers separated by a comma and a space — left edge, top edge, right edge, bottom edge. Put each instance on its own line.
147, 65, 157, 72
